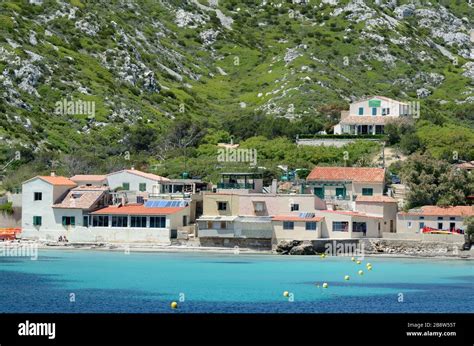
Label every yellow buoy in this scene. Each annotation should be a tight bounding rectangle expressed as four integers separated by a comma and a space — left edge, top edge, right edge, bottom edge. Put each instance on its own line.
283, 291, 289, 297
351, 257, 355, 261
320, 253, 326, 258
366, 263, 372, 267
358, 270, 364, 275
171, 301, 178, 309
322, 282, 328, 288
344, 275, 350, 281
356, 260, 361, 265
367, 266, 372, 271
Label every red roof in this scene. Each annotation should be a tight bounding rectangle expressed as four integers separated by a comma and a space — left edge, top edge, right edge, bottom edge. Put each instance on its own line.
70, 175, 107, 182
356, 195, 397, 203
37, 176, 77, 186
91, 204, 185, 215
321, 210, 383, 219
272, 215, 324, 222
307, 167, 385, 183
399, 206, 474, 217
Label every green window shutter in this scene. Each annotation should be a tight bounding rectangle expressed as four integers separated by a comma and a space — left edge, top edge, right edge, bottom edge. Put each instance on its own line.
62, 217, 67, 226
314, 187, 324, 199
71, 217, 75, 226
335, 188, 345, 197
139, 183, 146, 192
123, 183, 130, 190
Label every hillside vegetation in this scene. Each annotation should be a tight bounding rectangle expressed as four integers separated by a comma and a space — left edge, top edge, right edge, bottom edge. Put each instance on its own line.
0, 0, 473, 185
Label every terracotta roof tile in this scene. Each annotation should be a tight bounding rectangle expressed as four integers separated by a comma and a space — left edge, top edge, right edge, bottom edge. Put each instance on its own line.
356, 195, 397, 203
53, 189, 106, 210
307, 167, 385, 183
399, 206, 474, 217
339, 116, 397, 125
320, 210, 383, 219
272, 215, 324, 222
70, 175, 107, 182
38, 176, 77, 186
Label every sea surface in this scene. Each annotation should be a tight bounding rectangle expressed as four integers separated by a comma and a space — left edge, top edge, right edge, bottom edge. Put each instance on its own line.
0, 249, 472, 313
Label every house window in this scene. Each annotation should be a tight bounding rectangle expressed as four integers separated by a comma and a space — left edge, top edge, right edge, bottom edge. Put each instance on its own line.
335, 187, 345, 198
362, 188, 373, 196
419, 216, 425, 220
122, 182, 130, 190
217, 202, 227, 211
450, 222, 456, 230
438, 222, 443, 230
290, 203, 299, 211
283, 221, 294, 230
358, 107, 364, 115
83, 216, 89, 227
372, 108, 377, 116
254, 202, 265, 212
150, 216, 166, 228
34, 192, 42, 201
62, 216, 76, 226
33, 216, 42, 226
419, 222, 425, 231
92, 215, 109, 227
449, 217, 455, 221
408, 221, 412, 228
207, 221, 212, 229
139, 183, 146, 192
220, 221, 227, 229
333, 221, 349, 232
437, 217, 443, 220
131, 216, 147, 228
306, 222, 317, 231
382, 108, 390, 116
112, 216, 128, 227
353, 222, 367, 234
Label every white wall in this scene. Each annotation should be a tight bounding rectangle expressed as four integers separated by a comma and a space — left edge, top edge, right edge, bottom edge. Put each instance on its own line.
349, 98, 403, 117
107, 171, 157, 192
22, 179, 72, 233
21, 226, 171, 243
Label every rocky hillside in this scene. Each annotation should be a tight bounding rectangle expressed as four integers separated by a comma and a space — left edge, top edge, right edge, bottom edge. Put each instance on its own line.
0, 0, 473, 170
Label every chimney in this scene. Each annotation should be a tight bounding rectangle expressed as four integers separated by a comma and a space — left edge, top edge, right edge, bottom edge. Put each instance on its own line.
50, 171, 56, 177
271, 179, 278, 193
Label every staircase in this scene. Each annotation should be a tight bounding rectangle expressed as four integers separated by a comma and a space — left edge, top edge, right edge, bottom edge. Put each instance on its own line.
392, 184, 407, 208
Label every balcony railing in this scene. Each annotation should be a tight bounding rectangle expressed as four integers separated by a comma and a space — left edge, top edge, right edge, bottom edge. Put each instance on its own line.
217, 183, 255, 189
320, 194, 355, 201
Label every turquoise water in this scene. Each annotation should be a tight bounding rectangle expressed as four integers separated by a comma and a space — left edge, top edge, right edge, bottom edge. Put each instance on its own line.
0, 249, 472, 313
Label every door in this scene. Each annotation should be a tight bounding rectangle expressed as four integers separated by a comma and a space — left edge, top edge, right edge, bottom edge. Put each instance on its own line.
449, 223, 455, 231
183, 216, 187, 227
390, 220, 394, 233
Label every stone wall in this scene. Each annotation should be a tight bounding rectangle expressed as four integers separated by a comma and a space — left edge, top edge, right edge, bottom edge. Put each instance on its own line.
274, 238, 469, 257
199, 237, 271, 250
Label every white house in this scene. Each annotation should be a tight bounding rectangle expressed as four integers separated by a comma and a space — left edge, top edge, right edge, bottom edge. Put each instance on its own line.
21, 175, 78, 238
334, 96, 411, 135
106, 168, 170, 193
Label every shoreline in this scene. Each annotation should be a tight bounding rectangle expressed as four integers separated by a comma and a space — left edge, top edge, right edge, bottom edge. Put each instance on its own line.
6, 240, 471, 260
